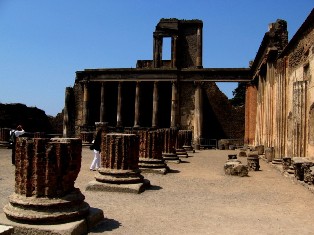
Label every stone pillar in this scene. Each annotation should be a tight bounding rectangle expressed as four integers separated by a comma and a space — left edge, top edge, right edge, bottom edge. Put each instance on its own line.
137, 130, 169, 174
116, 82, 123, 127
0, 128, 10, 143
134, 81, 141, 128
153, 34, 161, 68
87, 133, 150, 193
63, 87, 72, 137
152, 81, 159, 128
180, 130, 194, 152
196, 25, 203, 68
171, 36, 177, 68
82, 81, 90, 126
170, 81, 178, 128
100, 82, 106, 122
175, 130, 190, 158
160, 128, 180, 163
194, 82, 203, 149
3, 138, 93, 224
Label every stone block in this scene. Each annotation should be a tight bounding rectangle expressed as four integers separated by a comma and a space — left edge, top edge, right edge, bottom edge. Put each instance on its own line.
224, 160, 248, 177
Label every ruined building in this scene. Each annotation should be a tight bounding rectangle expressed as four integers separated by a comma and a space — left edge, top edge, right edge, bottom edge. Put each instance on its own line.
63, 18, 250, 146
245, 9, 314, 159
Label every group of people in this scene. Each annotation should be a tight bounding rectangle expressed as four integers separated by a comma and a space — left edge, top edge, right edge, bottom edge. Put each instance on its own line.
9, 124, 101, 170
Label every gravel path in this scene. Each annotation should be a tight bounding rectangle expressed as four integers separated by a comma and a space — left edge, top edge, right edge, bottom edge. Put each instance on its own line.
1, 147, 314, 234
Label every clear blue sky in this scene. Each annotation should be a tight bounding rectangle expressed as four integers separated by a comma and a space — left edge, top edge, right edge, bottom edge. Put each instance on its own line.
0, 1, 313, 116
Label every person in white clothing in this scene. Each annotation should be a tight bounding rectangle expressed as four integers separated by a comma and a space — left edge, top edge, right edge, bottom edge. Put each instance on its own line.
10, 125, 25, 165
89, 129, 102, 171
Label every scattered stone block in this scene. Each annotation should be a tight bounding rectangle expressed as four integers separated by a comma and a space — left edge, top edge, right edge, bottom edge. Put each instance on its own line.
247, 152, 260, 171
282, 157, 292, 171
254, 145, 264, 155
228, 154, 237, 160
238, 150, 247, 158
292, 157, 311, 181
224, 160, 248, 177
265, 147, 275, 163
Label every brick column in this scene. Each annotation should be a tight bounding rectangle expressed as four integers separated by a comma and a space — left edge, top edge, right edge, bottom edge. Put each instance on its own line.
100, 82, 106, 122
3, 137, 91, 224
87, 133, 150, 193
152, 81, 159, 128
63, 87, 72, 137
134, 81, 141, 128
116, 82, 123, 127
82, 81, 90, 126
160, 128, 180, 163
194, 82, 203, 149
137, 130, 169, 174
196, 25, 203, 68
170, 81, 178, 128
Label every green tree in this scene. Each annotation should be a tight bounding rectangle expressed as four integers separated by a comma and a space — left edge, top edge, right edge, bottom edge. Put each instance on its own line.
230, 82, 246, 106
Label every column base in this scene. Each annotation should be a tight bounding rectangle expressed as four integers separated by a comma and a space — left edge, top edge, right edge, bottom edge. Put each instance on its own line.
176, 149, 189, 158
0, 207, 104, 235
86, 179, 150, 194
162, 153, 181, 164
3, 189, 89, 224
139, 158, 169, 174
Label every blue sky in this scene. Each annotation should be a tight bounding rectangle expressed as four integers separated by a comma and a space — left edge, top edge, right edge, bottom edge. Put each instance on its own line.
0, 1, 313, 116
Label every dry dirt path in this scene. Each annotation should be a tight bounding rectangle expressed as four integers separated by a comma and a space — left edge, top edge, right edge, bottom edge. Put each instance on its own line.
1, 148, 314, 234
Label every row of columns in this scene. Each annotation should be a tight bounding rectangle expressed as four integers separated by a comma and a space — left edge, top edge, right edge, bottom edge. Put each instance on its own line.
82, 81, 179, 129
67, 80, 203, 146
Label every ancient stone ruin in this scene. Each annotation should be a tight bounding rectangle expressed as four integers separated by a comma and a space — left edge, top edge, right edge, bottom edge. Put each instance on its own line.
2, 137, 103, 234
86, 133, 150, 193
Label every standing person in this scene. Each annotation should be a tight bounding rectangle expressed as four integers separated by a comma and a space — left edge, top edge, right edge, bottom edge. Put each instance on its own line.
10, 125, 25, 165
89, 129, 102, 171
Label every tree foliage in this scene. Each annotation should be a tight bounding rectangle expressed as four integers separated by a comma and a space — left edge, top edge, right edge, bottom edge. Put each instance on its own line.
230, 82, 246, 106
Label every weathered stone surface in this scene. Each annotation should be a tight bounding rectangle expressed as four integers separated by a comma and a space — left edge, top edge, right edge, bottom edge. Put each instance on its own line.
292, 157, 311, 181
247, 152, 260, 171
3, 138, 96, 226
90, 133, 150, 193
254, 145, 264, 155
282, 157, 292, 171
224, 160, 248, 177
265, 147, 275, 163
238, 150, 247, 158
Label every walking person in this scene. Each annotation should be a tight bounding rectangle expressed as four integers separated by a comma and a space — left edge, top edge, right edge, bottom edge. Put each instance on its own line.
10, 125, 25, 165
89, 129, 102, 171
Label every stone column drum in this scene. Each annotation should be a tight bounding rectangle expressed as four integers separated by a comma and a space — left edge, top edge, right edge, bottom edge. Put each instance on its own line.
175, 130, 189, 158
160, 128, 180, 163
86, 133, 150, 193
180, 130, 194, 152
138, 130, 169, 174
3, 138, 91, 224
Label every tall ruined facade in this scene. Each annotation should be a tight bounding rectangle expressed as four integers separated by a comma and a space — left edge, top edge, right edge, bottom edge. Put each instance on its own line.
64, 19, 250, 146
245, 9, 314, 159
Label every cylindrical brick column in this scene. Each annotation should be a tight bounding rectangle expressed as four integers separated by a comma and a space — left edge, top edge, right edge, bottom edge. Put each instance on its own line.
88, 133, 150, 193
175, 130, 189, 158
170, 82, 177, 128
100, 82, 106, 122
160, 128, 180, 163
0, 128, 10, 142
152, 81, 159, 128
63, 87, 72, 137
137, 130, 168, 174
4, 137, 90, 224
181, 130, 194, 152
117, 82, 123, 127
82, 82, 90, 126
134, 81, 141, 128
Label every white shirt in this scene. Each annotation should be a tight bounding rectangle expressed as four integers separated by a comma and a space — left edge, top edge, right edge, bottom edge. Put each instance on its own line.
10, 129, 25, 137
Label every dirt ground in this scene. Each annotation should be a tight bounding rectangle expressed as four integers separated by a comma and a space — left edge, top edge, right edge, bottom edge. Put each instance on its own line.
1, 147, 314, 235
